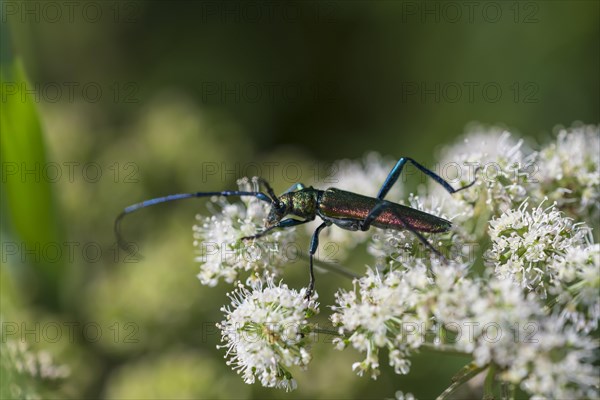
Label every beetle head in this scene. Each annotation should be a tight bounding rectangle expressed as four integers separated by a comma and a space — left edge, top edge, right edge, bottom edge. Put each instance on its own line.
265, 194, 291, 227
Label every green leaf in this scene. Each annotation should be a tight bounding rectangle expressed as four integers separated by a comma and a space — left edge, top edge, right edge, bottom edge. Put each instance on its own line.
1, 21, 64, 307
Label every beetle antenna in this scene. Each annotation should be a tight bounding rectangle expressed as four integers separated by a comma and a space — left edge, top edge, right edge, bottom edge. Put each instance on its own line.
253, 177, 284, 209
115, 191, 273, 253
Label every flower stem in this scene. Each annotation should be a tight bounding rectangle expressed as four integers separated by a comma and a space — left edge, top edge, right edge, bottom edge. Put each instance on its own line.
500, 381, 515, 400
436, 362, 487, 400
313, 327, 343, 337
484, 363, 496, 399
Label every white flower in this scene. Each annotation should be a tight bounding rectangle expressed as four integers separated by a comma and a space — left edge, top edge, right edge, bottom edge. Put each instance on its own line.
509, 316, 599, 399
460, 278, 544, 369
552, 242, 600, 333
193, 177, 297, 286
432, 125, 536, 225
394, 390, 416, 400
464, 281, 598, 399
0, 333, 70, 400
331, 259, 599, 398
533, 124, 600, 222
487, 200, 586, 297
1, 340, 70, 381
331, 260, 471, 379
217, 278, 319, 391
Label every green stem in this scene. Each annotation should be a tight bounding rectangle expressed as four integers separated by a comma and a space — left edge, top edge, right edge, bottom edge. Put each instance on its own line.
436, 363, 488, 400
543, 280, 586, 313
313, 327, 343, 337
483, 364, 496, 400
299, 254, 360, 280
500, 381, 515, 400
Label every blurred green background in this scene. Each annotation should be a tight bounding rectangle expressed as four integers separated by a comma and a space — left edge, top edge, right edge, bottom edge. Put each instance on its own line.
1, 1, 598, 398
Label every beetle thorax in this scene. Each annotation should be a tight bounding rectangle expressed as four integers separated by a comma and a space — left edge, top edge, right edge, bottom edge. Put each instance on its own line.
288, 191, 318, 219
265, 190, 318, 226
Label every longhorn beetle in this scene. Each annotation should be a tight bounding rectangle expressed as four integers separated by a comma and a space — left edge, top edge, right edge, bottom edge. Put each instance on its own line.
115, 157, 478, 297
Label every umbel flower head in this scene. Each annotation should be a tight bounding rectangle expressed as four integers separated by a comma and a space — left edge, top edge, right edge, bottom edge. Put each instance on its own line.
552, 243, 600, 333
217, 278, 319, 391
533, 124, 600, 223
431, 125, 535, 224
1, 339, 70, 381
331, 261, 428, 379
487, 199, 587, 297
193, 177, 297, 286
489, 197, 599, 331
0, 333, 70, 399
330, 261, 599, 399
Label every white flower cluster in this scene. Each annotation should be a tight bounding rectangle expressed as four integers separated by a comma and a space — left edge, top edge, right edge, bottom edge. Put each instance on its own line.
330, 260, 444, 379
515, 316, 599, 399
204, 124, 599, 396
0, 336, 70, 400
433, 124, 600, 229
432, 125, 535, 223
331, 261, 599, 399
193, 177, 297, 286
217, 279, 319, 391
487, 200, 587, 295
488, 200, 599, 333
1, 340, 70, 381
553, 243, 600, 333
534, 124, 600, 221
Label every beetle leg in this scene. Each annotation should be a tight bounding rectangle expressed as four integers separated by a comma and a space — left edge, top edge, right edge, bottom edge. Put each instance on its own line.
377, 157, 480, 200
306, 221, 331, 299
359, 200, 388, 231
241, 218, 310, 241
395, 214, 447, 263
